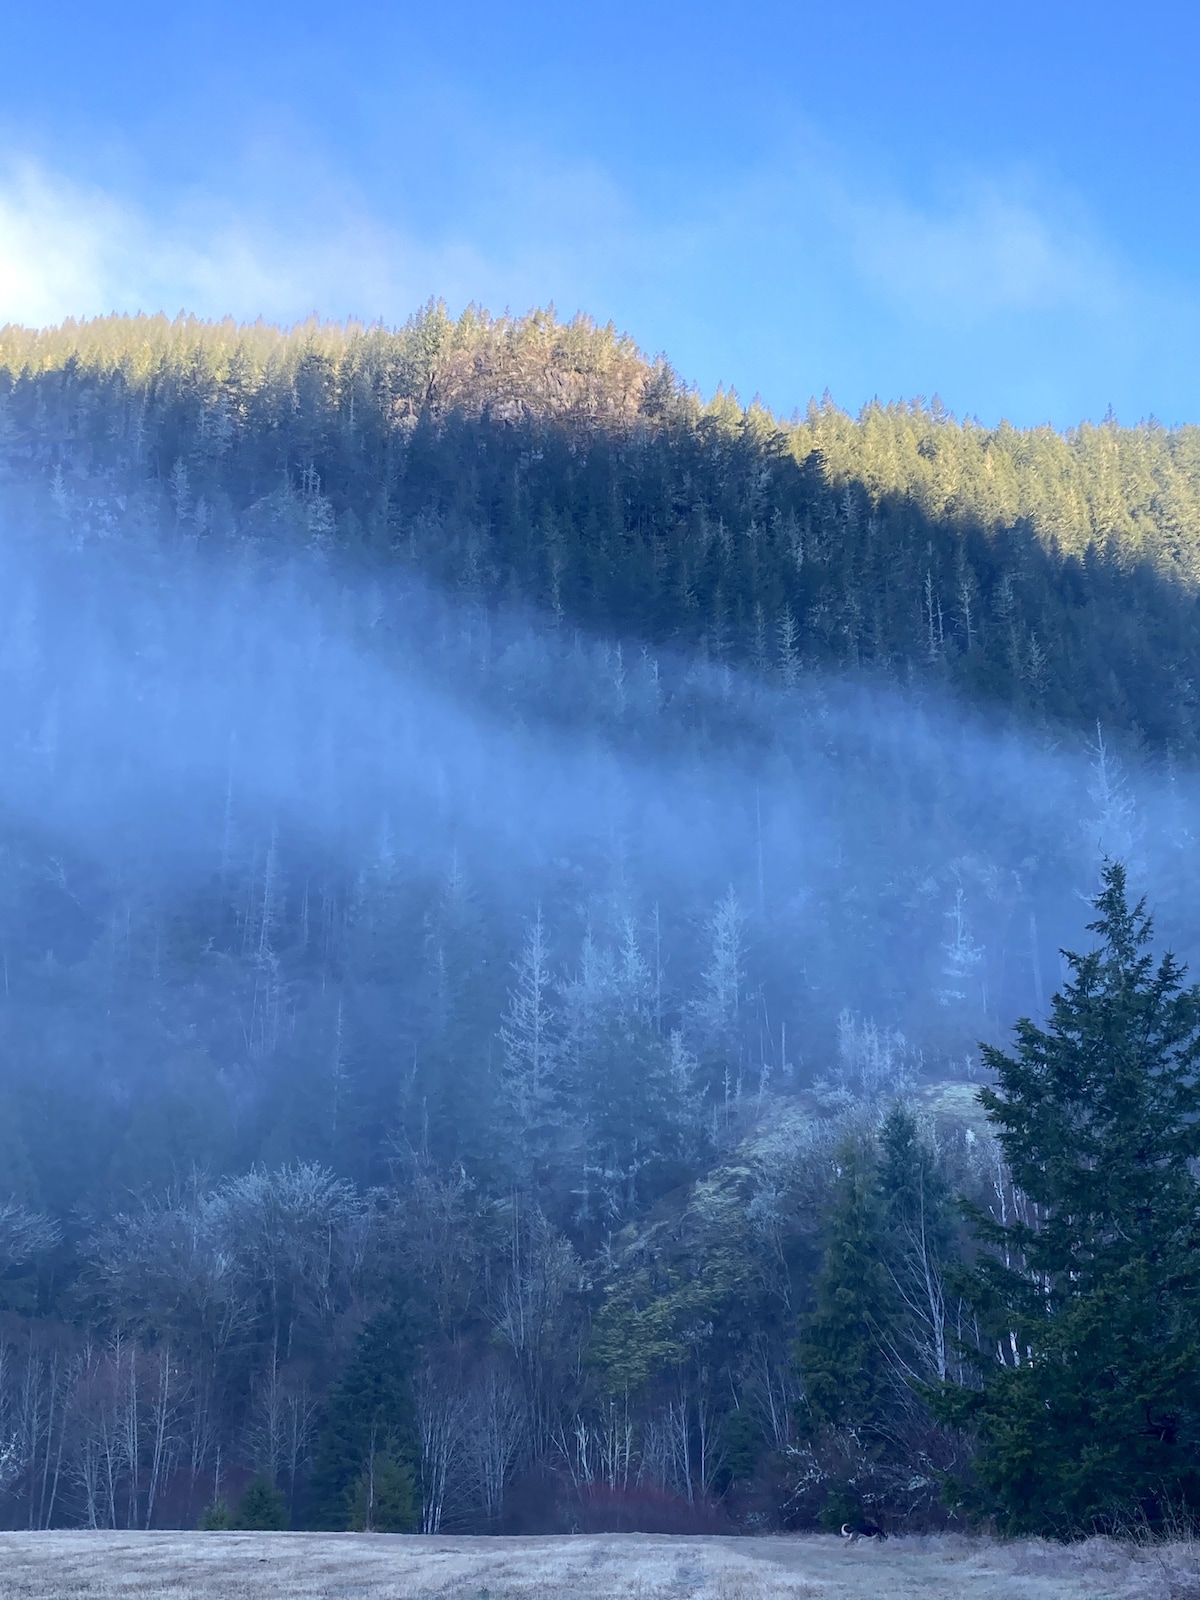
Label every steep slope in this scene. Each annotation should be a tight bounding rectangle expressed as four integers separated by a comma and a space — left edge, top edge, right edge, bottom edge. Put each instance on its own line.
4, 306, 1200, 748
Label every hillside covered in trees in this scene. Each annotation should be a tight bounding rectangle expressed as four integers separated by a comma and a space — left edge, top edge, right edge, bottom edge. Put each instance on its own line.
5, 306, 1200, 748
0, 307, 1199, 1538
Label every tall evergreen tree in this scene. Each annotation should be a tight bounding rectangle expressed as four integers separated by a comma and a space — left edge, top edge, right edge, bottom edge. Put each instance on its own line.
943, 864, 1200, 1533
308, 1310, 420, 1531
796, 1137, 896, 1434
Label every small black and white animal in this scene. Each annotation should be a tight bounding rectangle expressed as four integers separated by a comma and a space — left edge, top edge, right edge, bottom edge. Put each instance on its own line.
840, 1518, 887, 1544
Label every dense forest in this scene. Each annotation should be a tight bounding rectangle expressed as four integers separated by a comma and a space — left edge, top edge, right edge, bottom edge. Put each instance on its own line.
0, 307, 1199, 1536
7, 305, 1200, 749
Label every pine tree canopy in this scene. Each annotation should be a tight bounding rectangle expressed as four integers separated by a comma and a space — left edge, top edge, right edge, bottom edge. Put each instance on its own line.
797, 1137, 897, 1435
945, 863, 1200, 1533
9, 306, 1200, 749
307, 1310, 420, 1531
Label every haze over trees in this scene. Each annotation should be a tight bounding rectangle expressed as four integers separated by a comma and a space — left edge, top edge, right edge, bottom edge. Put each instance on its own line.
0, 306, 1199, 1536
6, 304, 1200, 748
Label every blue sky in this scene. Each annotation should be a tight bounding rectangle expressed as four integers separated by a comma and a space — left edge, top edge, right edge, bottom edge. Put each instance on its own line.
1, 0, 1196, 427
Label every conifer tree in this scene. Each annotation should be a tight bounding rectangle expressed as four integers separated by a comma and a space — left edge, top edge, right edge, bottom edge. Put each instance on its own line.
199, 1497, 233, 1530
308, 1311, 419, 1531
797, 1137, 896, 1434
348, 1449, 417, 1533
234, 1473, 288, 1530
943, 864, 1200, 1532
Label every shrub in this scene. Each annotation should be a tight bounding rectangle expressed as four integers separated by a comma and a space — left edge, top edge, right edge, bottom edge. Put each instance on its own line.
235, 1474, 289, 1531
348, 1452, 417, 1532
199, 1496, 233, 1530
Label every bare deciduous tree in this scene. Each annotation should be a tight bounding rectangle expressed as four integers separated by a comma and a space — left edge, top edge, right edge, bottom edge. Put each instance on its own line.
414, 1359, 470, 1533
463, 1365, 525, 1527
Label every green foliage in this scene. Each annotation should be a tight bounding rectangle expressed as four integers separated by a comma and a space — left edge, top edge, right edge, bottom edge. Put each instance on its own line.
720, 1405, 763, 1487
234, 1474, 288, 1530
588, 1162, 769, 1396
878, 1105, 950, 1245
796, 1137, 897, 1433
818, 1482, 869, 1533
944, 863, 1200, 1533
9, 307, 1200, 750
348, 1451, 417, 1532
199, 1497, 233, 1530
308, 1310, 420, 1530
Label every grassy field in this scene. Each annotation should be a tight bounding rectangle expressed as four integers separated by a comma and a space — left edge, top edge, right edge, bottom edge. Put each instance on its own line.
0, 1531, 1196, 1600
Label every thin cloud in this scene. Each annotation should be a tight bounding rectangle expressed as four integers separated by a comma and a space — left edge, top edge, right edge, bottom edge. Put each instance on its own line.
0, 160, 489, 328
2, 143, 1196, 429
0, 164, 137, 326
838, 179, 1128, 326
0, 155, 647, 333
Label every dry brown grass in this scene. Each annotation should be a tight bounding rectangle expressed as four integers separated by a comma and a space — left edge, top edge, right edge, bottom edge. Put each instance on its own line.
0, 1529, 1195, 1600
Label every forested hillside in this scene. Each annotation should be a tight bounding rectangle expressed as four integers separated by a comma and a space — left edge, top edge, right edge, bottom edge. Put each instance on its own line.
0, 307, 1199, 1538
5, 306, 1200, 747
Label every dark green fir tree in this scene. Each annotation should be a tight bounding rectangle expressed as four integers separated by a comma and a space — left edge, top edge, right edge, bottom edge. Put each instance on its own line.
308, 1310, 420, 1531
796, 1136, 896, 1434
235, 1474, 289, 1530
348, 1449, 417, 1533
942, 863, 1200, 1533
